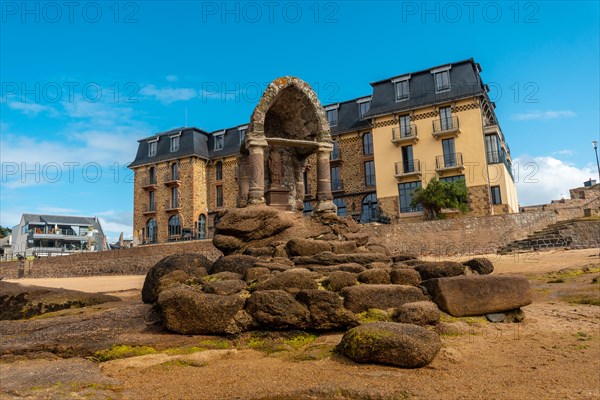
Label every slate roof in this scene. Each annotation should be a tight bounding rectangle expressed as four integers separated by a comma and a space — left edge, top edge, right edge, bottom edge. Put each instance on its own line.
129, 58, 490, 166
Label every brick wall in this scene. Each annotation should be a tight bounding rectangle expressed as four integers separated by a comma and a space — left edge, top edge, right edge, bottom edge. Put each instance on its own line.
0, 240, 221, 280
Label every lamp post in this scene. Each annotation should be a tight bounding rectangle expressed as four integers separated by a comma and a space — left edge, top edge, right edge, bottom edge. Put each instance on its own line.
593, 140, 600, 183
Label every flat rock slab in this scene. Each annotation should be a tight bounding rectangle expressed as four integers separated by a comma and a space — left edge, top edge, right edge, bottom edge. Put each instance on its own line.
421, 274, 532, 317
340, 285, 427, 313
337, 322, 441, 368
293, 252, 390, 266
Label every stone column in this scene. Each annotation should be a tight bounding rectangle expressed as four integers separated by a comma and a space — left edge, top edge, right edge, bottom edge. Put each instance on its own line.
247, 138, 268, 205
314, 143, 337, 214
236, 155, 250, 207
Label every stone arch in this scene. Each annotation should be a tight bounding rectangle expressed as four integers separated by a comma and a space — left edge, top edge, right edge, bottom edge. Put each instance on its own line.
239, 77, 336, 213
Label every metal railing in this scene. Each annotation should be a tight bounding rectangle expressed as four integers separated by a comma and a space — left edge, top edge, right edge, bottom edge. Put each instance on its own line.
395, 160, 421, 175
164, 171, 180, 182
433, 116, 459, 132
436, 152, 463, 170
487, 150, 514, 180
165, 196, 181, 210
143, 203, 156, 213
141, 176, 157, 186
392, 124, 417, 141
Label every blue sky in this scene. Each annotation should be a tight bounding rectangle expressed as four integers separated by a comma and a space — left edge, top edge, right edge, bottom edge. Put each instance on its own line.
1, 1, 599, 241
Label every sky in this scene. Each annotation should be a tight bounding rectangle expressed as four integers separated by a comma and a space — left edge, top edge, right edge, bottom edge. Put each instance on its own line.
1, 0, 599, 242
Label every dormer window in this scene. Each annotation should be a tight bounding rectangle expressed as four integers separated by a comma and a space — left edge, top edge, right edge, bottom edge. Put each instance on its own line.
238, 125, 247, 145
392, 75, 410, 102
431, 66, 451, 93
325, 105, 339, 127
169, 134, 180, 152
214, 131, 224, 151
148, 139, 158, 157
357, 97, 371, 120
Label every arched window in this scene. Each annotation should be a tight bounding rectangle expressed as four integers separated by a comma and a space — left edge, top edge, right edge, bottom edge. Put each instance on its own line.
146, 218, 157, 244
334, 198, 347, 217
171, 162, 179, 180
362, 132, 373, 155
215, 161, 223, 181
361, 194, 378, 223
198, 214, 207, 239
168, 214, 181, 238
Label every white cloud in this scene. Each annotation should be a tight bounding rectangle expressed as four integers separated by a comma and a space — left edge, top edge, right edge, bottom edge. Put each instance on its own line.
511, 110, 576, 121
7, 101, 58, 116
514, 154, 595, 205
166, 75, 178, 82
552, 149, 574, 156
140, 84, 197, 104
97, 211, 133, 243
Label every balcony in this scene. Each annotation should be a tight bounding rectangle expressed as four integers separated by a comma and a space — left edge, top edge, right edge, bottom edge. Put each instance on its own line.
141, 177, 157, 190
391, 125, 418, 145
487, 150, 514, 180
165, 197, 181, 211
331, 179, 344, 192
435, 152, 464, 172
163, 172, 181, 187
394, 160, 422, 179
143, 203, 157, 215
31, 229, 90, 241
432, 116, 460, 139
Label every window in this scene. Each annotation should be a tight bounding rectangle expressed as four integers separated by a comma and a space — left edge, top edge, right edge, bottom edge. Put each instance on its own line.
170, 136, 180, 152
303, 201, 313, 215
491, 186, 502, 205
401, 145, 414, 173
171, 187, 179, 208
361, 193, 378, 223
171, 162, 179, 180
485, 134, 503, 163
399, 115, 411, 137
331, 166, 342, 191
168, 215, 181, 238
146, 219, 157, 244
215, 161, 223, 181
214, 132, 224, 151
440, 175, 465, 183
148, 140, 157, 157
148, 167, 155, 184
334, 198, 347, 216
148, 191, 155, 211
198, 214, 207, 239
216, 185, 223, 207
364, 160, 376, 186
303, 170, 310, 195
398, 181, 423, 213
439, 106, 453, 130
442, 138, 456, 167
362, 132, 373, 155
358, 100, 371, 119
239, 129, 246, 145
326, 108, 338, 127
434, 70, 450, 92
395, 79, 410, 101
22, 224, 28, 235
330, 140, 340, 160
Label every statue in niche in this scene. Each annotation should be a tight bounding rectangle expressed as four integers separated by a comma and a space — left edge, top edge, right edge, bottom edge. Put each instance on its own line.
268, 149, 283, 188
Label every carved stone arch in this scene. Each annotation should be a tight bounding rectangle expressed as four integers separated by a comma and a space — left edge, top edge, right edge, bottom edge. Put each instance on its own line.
238, 77, 336, 213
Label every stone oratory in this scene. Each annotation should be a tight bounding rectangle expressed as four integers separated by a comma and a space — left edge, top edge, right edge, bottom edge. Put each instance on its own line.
237, 77, 336, 214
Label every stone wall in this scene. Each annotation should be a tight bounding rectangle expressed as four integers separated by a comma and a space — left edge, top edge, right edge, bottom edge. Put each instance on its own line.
0, 240, 222, 280
361, 208, 585, 257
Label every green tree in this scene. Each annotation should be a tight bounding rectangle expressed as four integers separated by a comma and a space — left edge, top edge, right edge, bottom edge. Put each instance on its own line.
0, 226, 11, 238
411, 178, 468, 220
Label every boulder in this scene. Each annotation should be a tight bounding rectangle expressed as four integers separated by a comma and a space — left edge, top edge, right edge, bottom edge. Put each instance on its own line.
392, 301, 440, 326
142, 253, 212, 304
210, 255, 258, 275
324, 271, 358, 292
293, 252, 390, 266
421, 274, 532, 317
336, 263, 366, 273
337, 322, 441, 368
485, 308, 525, 323
342, 233, 369, 246
366, 243, 391, 256
286, 238, 332, 257
203, 279, 247, 295
244, 267, 271, 282
392, 253, 418, 262
462, 258, 494, 275
215, 206, 293, 241
340, 285, 427, 313
413, 261, 465, 281
330, 240, 358, 254
245, 290, 310, 329
366, 262, 391, 270
156, 270, 192, 298
251, 270, 318, 292
390, 269, 421, 286
243, 247, 275, 257
212, 234, 243, 254
358, 269, 391, 284
157, 285, 245, 334
203, 271, 243, 282
295, 290, 359, 330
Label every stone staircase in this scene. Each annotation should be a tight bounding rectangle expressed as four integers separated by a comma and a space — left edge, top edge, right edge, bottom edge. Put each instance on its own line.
497, 218, 600, 254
